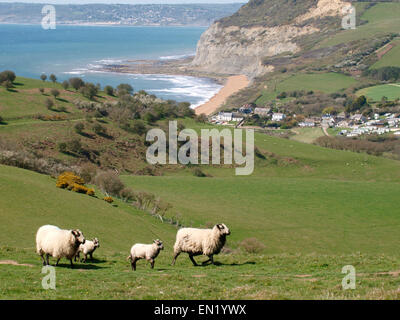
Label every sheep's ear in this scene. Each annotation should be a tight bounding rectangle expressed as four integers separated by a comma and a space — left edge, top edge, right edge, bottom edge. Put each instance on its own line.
71, 230, 78, 237
216, 224, 224, 230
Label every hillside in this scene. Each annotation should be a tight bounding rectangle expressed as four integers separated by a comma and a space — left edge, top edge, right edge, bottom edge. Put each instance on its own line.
192, 0, 400, 77
0, 3, 244, 26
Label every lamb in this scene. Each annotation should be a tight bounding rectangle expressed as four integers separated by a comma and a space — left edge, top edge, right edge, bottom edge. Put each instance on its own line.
75, 238, 100, 263
36, 225, 85, 268
127, 239, 164, 271
172, 223, 230, 266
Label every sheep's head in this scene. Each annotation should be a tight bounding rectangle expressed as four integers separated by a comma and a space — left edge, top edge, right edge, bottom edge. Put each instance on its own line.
72, 229, 85, 245
93, 238, 100, 248
154, 239, 164, 251
215, 224, 231, 236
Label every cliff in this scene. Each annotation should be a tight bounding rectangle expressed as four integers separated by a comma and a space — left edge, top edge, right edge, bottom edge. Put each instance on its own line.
192, 0, 351, 78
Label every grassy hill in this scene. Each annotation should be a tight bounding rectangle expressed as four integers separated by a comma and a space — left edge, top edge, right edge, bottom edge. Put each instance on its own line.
357, 83, 400, 101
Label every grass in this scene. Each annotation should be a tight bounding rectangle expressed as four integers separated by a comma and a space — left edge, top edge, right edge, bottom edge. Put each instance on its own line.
319, 2, 400, 48
357, 83, 400, 102
290, 127, 325, 144
255, 72, 357, 105
371, 39, 400, 69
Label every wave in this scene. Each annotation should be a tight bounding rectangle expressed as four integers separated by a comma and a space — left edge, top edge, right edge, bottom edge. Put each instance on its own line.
159, 53, 195, 60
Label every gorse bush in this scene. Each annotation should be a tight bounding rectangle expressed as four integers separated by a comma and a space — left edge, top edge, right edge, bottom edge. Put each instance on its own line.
56, 172, 95, 197
240, 238, 266, 254
103, 196, 114, 203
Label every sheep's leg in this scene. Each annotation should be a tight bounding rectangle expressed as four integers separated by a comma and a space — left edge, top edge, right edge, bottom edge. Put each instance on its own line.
189, 254, 198, 267
83, 254, 88, 263
131, 258, 137, 271
172, 252, 181, 266
40, 254, 47, 266
55, 258, 60, 266
150, 259, 155, 269
69, 259, 74, 268
75, 252, 80, 262
90, 253, 93, 260
46, 254, 50, 266
202, 255, 214, 265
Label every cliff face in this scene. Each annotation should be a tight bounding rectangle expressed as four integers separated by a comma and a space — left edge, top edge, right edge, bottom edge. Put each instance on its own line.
192, 0, 350, 78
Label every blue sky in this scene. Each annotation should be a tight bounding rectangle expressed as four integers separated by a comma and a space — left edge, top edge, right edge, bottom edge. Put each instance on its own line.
0, 0, 247, 3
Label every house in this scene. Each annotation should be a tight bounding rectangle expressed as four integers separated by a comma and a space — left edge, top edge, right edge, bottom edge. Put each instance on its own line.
239, 104, 254, 114
254, 108, 271, 117
272, 113, 286, 122
216, 112, 243, 123
350, 114, 367, 124
298, 120, 315, 127
336, 112, 347, 121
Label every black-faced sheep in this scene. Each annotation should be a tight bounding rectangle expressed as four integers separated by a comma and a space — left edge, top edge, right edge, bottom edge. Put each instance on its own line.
128, 239, 164, 271
36, 225, 85, 268
75, 238, 100, 263
172, 223, 230, 266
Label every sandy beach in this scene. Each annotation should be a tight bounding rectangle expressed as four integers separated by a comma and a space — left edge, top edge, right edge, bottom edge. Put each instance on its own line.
195, 75, 250, 115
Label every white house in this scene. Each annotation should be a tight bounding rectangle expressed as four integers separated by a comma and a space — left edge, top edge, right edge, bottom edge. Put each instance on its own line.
272, 113, 286, 122
254, 108, 271, 117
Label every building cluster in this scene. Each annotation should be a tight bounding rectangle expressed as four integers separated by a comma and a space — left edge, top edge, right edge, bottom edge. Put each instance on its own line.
210, 104, 400, 137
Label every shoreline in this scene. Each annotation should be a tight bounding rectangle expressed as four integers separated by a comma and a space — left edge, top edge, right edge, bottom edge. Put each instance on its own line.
195, 75, 250, 116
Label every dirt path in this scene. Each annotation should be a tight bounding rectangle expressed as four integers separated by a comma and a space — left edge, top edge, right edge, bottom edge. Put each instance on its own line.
195, 75, 250, 116
0, 260, 33, 267
322, 126, 330, 137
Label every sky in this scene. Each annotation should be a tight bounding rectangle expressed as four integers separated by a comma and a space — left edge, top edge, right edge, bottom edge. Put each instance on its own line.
0, 0, 247, 3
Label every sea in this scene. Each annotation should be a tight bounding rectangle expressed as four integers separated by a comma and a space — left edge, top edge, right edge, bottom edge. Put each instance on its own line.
0, 24, 222, 107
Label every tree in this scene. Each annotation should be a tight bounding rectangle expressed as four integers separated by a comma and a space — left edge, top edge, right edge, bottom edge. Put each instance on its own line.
0, 70, 16, 83
44, 98, 54, 110
104, 85, 114, 96
62, 80, 69, 90
69, 77, 85, 91
80, 83, 98, 100
40, 74, 47, 82
49, 74, 57, 83
50, 88, 60, 99
117, 83, 133, 96
74, 122, 85, 134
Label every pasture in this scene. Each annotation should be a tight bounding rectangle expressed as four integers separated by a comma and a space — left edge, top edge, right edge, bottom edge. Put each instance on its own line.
357, 84, 400, 101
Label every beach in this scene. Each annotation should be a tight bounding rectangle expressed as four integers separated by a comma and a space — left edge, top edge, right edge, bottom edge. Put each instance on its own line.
195, 75, 250, 115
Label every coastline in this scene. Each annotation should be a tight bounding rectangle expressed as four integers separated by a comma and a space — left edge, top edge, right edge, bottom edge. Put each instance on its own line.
195, 75, 250, 116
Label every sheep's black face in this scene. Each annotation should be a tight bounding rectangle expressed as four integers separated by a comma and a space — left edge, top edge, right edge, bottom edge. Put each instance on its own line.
154, 240, 164, 250
93, 238, 100, 248
216, 224, 231, 236
72, 230, 86, 245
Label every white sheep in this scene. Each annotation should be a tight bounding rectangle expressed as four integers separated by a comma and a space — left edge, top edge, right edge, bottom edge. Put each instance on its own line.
36, 225, 86, 268
127, 239, 164, 271
172, 223, 230, 266
75, 238, 100, 263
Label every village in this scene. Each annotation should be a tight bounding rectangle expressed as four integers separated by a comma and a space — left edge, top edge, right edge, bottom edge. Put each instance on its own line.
210, 104, 400, 138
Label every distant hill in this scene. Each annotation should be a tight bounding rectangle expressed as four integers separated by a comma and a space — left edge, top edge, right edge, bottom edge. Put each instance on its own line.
0, 3, 244, 26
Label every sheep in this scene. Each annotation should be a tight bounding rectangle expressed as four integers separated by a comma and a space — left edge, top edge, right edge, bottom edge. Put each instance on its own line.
36, 225, 85, 268
127, 239, 164, 271
75, 238, 100, 263
172, 223, 230, 266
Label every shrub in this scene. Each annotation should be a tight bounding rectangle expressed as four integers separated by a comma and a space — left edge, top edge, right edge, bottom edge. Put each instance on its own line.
74, 122, 85, 134
58, 142, 67, 153
56, 172, 95, 197
69, 77, 85, 91
193, 168, 206, 177
79, 163, 97, 184
44, 98, 54, 110
80, 83, 98, 100
62, 80, 69, 90
93, 123, 107, 136
0, 116, 3, 124
104, 196, 114, 203
39, 88, 44, 94
40, 74, 47, 82
0, 70, 16, 83
104, 85, 114, 96
119, 187, 135, 202
240, 238, 266, 254
50, 88, 60, 99
94, 171, 125, 196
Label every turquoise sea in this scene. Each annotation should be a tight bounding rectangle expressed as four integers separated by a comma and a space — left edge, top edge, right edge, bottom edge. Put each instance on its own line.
0, 24, 221, 106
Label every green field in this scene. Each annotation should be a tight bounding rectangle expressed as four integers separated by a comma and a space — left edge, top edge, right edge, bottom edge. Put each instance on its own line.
371, 40, 400, 69
319, 2, 400, 48
357, 83, 400, 101
256, 73, 357, 105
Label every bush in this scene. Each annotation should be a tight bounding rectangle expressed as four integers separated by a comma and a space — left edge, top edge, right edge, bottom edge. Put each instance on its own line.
74, 122, 85, 134
240, 238, 266, 254
93, 123, 107, 136
58, 142, 67, 153
80, 82, 98, 100
40, 74, 47, 82
79, 163, 97, 183
69, 77, 85, 91
117, 83, 134, 96
56, 172, 95, 196
49, 74, 57, 83
50, 88, 60, 99
103, 196, 114, 204
0, 116, 3, 123
104, 85, 114, 96
193, 168, 206, 177
0, 70, 16, 83
44, 98, 54, 110
94, 171, 125, 196
39, 88, 44, 94
62, 80, 69, 90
